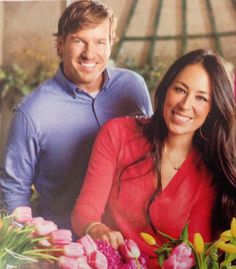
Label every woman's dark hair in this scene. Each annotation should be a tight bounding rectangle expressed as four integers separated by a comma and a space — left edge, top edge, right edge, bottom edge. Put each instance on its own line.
142, 49, 236, 236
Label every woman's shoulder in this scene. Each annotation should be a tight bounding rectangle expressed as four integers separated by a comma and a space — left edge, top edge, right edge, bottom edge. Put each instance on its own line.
101, 116, 150, 136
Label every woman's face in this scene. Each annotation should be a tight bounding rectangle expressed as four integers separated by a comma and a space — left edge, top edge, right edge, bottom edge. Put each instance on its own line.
163, 63, 213, 139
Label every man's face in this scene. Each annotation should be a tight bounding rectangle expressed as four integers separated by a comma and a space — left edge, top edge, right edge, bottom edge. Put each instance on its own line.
58, 18, 112, 93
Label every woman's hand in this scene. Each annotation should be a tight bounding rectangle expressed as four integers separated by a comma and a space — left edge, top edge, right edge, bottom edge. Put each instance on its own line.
85, 222, 125, 249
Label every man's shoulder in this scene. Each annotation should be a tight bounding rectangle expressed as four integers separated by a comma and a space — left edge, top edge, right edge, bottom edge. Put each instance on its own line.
17, 77, 61, 111
108, 67, 143, 81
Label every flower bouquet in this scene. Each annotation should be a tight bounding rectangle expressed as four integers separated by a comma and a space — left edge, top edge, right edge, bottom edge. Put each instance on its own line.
141, 218, 236, 269
0, 207, 148, 269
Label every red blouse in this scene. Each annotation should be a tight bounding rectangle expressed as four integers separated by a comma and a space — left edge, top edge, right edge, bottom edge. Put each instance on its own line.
72, 117, 216, 268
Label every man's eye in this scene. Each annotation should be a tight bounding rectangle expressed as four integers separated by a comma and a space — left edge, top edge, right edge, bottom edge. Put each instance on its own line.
97, 41, 106, 45
72, 39, 82, 44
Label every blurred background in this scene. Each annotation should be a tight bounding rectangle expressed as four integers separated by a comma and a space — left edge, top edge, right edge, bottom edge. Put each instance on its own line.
0, 0, 236, 163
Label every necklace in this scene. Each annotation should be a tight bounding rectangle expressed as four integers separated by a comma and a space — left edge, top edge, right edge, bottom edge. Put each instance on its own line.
164, 154, 181, 171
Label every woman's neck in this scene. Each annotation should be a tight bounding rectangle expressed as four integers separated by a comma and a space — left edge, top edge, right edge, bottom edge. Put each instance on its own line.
164, 133, 193, 154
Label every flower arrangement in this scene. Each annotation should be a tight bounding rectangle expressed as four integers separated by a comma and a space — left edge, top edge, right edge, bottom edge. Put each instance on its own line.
1, 207, 235, 269
140, 218, 236, 269
0, 207, 148, 269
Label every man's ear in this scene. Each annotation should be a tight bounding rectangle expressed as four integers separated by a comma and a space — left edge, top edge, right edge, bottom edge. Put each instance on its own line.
57, 37, 64, 58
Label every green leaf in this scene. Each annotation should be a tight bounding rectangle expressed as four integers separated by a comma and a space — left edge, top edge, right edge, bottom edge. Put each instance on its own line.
179, 223, 189, 242
157, 253, 166, 266
220, 265, 236, 269
208, 261, 220, 269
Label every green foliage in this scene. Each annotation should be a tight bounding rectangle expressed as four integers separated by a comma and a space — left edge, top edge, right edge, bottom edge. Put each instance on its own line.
0, 64, 53, 99
0, 218, 38, 267
117, 57, 167, 93
0, 57, 165, 101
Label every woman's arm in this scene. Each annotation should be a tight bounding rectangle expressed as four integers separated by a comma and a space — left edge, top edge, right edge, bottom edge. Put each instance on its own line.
71, 119, 125, 247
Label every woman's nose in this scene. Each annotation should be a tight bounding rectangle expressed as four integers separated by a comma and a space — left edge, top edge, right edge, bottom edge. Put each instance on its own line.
179, 95, 192, 110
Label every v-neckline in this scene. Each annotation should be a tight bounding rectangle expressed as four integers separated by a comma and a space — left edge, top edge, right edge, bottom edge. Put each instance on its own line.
158, 147, 201, 196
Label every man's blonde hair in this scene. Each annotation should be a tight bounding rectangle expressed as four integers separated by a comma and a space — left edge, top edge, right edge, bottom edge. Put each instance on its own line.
54, 0, 116, 43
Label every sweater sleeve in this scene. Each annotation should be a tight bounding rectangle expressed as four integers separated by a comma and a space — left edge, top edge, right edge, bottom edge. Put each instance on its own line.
71, 119, 121, 236
137, 75, 153, 117
0, 108, 40, 213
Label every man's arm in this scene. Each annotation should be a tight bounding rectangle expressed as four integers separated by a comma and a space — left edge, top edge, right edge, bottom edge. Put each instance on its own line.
0, 108, 40, 213
138, 75, 153, 117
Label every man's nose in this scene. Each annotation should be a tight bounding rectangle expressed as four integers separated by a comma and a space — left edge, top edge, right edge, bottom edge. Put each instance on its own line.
82, 43, 95, 59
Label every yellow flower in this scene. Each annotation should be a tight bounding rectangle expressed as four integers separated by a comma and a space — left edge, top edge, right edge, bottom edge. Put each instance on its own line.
140, 232, 157, 246
193, 233, 204, 253
217, 242, 236, 254
230, 217, 236, 238
220, 229, 232, 241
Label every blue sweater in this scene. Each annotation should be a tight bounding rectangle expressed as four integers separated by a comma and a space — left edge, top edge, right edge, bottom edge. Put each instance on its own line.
0, 65, 153, 229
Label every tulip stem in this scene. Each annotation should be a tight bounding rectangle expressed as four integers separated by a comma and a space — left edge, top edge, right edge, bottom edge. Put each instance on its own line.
23, 248, 62, 254
205, 239, 220, 256
23, 252, 58, 261
156, 230, 176, 241
4, 248, 38, 262
135, 257, 140, 269
31, 236, 49, 243
17, 227, 35, 234
2, 215, 12, 220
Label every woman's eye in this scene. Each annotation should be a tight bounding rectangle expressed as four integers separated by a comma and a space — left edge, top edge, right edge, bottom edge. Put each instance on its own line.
175, 87, 185, 93
196, 96, 208, 102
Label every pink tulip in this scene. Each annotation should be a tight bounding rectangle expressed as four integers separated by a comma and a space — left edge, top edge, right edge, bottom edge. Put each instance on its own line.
88, 250, 108, 269
37, 238, 52, 248
163, 243, 195, 269
119, 239, 140, 260
120, 259, 146, 269
26, 217, 45, 227
50, 229, 72, 245
63, 242, 84, 258
78, 235, 97, 255
35, 220, 58, 236
77, 256, 92, 269
12, 206, 32, 223
58, 256, 78, 269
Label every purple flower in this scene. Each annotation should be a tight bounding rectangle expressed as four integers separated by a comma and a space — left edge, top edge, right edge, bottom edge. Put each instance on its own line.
96, 240, 122, 269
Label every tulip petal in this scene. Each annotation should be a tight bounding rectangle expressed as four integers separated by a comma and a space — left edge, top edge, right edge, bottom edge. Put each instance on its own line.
230, 217, 236, 238
193, 233, 204, 253
50, 229, 72, 245
12, 206, 32, 223
140, 232, 157, 246
78, 234, 97, 255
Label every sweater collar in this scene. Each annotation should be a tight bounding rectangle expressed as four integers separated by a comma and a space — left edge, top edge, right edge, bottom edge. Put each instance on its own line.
54, 63, 111, 97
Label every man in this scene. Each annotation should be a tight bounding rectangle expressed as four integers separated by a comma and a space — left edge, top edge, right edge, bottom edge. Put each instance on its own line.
0, 0, 152, 229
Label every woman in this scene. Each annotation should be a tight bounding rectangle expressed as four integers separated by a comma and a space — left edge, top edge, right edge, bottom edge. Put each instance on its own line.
71, 49, 236, 268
